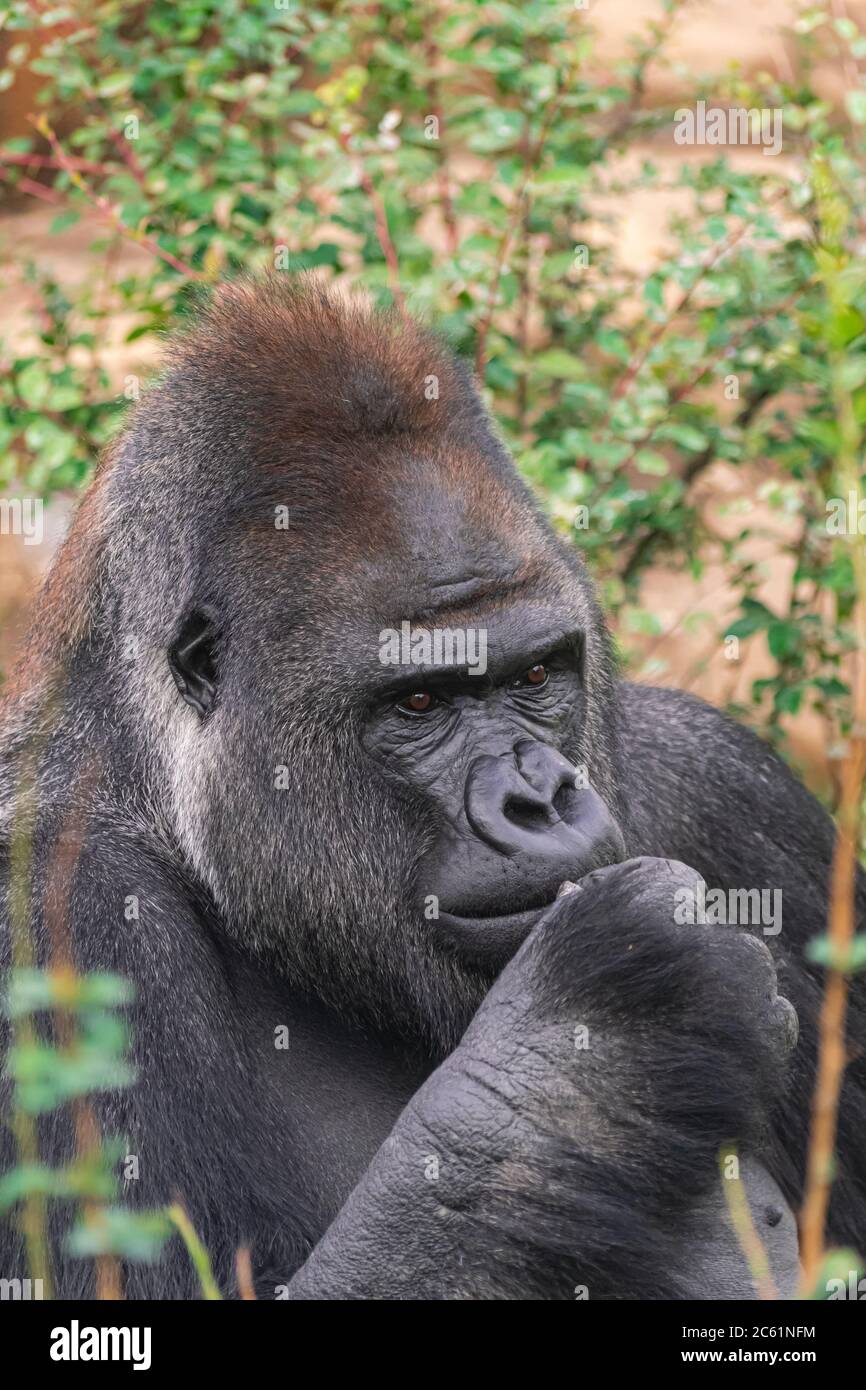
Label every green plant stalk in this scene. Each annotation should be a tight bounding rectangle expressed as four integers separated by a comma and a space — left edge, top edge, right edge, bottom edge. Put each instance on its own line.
166, 1203, 222, 1301
799, 155, 866, 1292
719, 1145, 777, 1299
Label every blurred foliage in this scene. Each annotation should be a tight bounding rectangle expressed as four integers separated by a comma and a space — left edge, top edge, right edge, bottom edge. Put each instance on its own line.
2, 954, 223, 1292
0, 962, 173, 1288
2, 942, 221, 1291
0, 0, 865, 754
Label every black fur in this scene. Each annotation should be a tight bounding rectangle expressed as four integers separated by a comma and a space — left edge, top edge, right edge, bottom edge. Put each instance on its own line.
0, 278, 862, 1299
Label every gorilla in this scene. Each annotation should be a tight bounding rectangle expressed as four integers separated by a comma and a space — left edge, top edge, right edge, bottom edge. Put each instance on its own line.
0, 279, 864, 1300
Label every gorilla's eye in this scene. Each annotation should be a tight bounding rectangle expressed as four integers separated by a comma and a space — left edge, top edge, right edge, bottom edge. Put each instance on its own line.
397, 691, 436, 715
519, 663, 549, 688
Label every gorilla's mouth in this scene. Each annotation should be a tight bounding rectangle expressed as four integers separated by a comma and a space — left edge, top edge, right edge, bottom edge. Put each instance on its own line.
435, 859, 617, 966
436, 900, 558, 963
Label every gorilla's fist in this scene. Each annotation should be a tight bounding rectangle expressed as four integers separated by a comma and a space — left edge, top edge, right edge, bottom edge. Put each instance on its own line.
407, 857, 799, 1298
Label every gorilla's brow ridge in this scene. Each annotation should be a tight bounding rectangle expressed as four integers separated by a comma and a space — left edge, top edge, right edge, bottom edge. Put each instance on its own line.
374, 618, 583, 689
406, 575, 534, 624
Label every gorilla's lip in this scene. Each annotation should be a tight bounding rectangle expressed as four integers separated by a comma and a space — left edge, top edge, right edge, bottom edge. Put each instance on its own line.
436, 902, 554, 962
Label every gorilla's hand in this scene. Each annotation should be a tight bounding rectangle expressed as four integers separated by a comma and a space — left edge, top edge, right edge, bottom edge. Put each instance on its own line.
288, 858, 799, 1300
429, 855, 797, 1160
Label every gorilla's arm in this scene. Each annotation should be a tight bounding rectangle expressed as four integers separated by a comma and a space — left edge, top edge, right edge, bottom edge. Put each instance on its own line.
616, 681, 866, 1248
287, 859, 799, 1301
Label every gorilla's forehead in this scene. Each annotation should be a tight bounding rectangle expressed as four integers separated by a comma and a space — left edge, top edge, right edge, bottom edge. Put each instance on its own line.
343, 447, 569, 601
222, 438, 588, 663
331, 512, 589, 685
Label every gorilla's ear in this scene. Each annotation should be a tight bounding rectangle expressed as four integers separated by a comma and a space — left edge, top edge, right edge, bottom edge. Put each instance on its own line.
168, 610, 219, 717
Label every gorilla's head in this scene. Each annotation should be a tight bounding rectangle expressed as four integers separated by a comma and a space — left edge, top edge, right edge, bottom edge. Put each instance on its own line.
90, 280, 625, 1050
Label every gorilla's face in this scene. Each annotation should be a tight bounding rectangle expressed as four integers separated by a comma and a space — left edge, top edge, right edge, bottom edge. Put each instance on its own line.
165, 444, 626, 1048
363, 609, 625, 965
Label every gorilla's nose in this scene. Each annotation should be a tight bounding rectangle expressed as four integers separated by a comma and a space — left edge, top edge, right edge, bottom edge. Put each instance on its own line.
465, 740, 579, 855
420, 738, 625, 931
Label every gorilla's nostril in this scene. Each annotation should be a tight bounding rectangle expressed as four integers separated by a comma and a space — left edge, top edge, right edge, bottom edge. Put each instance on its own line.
504, 795, 553, 832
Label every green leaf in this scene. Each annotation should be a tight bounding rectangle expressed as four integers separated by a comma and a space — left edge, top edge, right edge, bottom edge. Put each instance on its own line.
67, 1207, 173, 1262
767, 621, 800, 660
643, 275, 665, 309
5, 969, 134, 1018
531, 349, 586, 381
774, 685, 803, 716
654, 422, 708, 452
49, 210, 81, 235
16, 362, 51, 406
727, 599, 776, 638
845, 90, 866, 124
807, 935, 866, 974
634, 450, 669, 476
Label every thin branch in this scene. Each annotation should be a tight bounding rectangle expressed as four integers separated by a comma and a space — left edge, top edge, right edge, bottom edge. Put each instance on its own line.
799, 250, 866, 1288
8, 741, 54, 1299
719, 1146, 778, 1300
596, 1, 683, 155
424, 3, 458, 259
166, 1202, 222, 1300
235, 1245, 256, 1300
0, 168, 65, 204
612, 188, 787, 401
43, 756, 123, 1301
0, 151, 110, 175
106, 127, 148, 190
337, 128, 406, 316
800, 712, 866, 1291
621, 382, 776, 583
30, 115, 205, 281
474, 87, 566, 378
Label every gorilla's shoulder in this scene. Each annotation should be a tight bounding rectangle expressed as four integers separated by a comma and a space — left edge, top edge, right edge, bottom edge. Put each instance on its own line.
612, 681, 835, 871
616, 680, 793, 778
617, 683, 772, 772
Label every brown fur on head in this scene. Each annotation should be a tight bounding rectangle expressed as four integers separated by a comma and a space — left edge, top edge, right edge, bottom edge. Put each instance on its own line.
174, 277, 486, 445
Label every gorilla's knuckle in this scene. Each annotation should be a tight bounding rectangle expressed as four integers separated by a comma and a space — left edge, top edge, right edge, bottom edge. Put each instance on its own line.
773, 995, 800, 1053
734, 929, 775, 963
715, 928, 778, 985
572, 854, 705, 924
